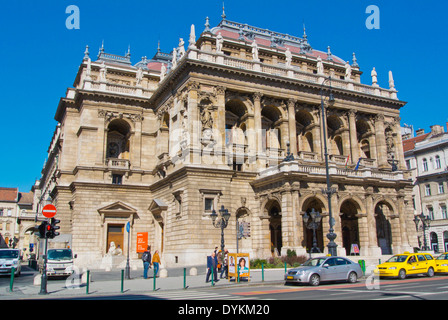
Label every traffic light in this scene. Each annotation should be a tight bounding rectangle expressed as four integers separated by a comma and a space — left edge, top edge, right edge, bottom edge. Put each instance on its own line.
37, 221, 49, 239
45, 223, 53, 239
50, 218, 61, 238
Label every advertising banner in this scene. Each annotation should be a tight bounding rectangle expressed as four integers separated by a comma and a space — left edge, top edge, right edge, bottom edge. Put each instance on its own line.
136, 232, 148, 253
228, 253, 250, 280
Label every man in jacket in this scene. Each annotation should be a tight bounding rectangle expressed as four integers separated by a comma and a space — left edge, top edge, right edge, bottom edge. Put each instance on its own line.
206, 251, 218, 283
142, 246, 152, 279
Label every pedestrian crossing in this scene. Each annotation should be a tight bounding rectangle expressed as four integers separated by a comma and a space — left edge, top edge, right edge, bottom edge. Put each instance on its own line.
143, 289, 256, 300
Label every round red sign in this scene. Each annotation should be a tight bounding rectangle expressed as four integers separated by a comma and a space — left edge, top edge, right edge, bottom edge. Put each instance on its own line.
42, 204, 57, 218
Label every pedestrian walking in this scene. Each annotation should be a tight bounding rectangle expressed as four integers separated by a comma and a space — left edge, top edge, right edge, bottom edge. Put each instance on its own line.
152, 250, 161, 277
142, 245, 152, 279
220, 249, 229, 279
206, 251, 218, 283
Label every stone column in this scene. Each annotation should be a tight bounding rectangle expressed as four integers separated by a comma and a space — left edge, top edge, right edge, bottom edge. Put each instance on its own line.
287, 99, 297, 155
393, 116, 406, 170
366, 193, 382, 256
187, 82, 200, 164
253, 92, 264, 167
348, 110, 359, 164
215, 86, 226, 164
374, 114, 388, 169
397, 195, 412, 252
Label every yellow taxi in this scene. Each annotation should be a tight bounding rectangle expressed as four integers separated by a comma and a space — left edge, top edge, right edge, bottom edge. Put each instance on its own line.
374, 252, 436, 279
435, 253, 448, 274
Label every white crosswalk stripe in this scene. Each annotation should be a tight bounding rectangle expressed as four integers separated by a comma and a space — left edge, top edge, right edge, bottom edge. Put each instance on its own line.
146, 290, 254, 300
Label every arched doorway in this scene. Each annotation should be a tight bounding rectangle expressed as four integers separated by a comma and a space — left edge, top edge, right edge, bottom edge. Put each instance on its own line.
265, 199, 282, 256
302, 197, 325, 253
340, 200, 360, 255
375, 201, 393, 255
430, 232, 439, 253
444, 231, 448, 252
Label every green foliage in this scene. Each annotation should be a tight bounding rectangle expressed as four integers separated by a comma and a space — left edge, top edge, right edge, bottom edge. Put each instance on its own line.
250, 253, 307, 269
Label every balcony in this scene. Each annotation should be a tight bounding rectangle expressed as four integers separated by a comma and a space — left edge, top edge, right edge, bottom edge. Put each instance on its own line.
106, 158, 130, 171
188, 49, 398, 100
258, 160, 404, 181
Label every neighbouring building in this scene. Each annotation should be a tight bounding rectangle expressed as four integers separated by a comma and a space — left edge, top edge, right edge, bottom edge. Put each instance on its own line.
0, 187, 36, 257
403, 124, 448, 253
35, 14, 416, 269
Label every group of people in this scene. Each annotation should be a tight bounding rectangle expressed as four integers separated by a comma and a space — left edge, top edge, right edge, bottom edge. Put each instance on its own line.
141, 245, 161, 279
206, 247, 229, 283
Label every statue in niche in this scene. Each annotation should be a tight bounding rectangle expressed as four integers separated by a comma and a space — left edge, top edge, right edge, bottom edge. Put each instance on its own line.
317, 56, 324, 74
285, 48, 292, 67
216, 33, 223, 53
136, 67, 143, 86
201, 106, 214, 146
201, 107, 213, 130
345, 61, 352, 80
385, 129, 395, 157
371, 67, 378, 86
251, 40, 259, 61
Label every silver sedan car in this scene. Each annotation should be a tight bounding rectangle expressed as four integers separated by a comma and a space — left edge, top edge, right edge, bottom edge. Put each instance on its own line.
284, 256, 363, 286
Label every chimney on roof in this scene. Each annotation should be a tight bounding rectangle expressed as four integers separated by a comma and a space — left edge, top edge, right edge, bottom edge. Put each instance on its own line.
416, 128, 425, 136
430, 125, 445, 135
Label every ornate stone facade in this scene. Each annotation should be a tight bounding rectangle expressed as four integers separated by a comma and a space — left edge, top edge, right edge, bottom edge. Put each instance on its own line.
37, 17, 416, 269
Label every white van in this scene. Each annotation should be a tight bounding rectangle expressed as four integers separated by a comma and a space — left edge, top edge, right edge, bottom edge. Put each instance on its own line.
0, 249, 22, 276
39, 248, 76, 277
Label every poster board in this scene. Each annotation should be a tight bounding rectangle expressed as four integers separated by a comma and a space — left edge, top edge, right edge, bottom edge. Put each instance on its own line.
136, 232, 148, 253
350, 244, 360, 255
228, 253, 250, 280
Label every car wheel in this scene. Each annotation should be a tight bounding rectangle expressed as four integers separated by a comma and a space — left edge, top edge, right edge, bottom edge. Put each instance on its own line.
398, 269, 406, 280
309, 274, 320, 286
427, 267, 434, 277
347, 271, 357, 283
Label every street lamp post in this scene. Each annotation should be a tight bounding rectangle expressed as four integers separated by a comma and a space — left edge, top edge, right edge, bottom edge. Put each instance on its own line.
211, 205, 231, 266
320, 76, 338, 256
413, 213, 431, 251
303, 208, 322, 255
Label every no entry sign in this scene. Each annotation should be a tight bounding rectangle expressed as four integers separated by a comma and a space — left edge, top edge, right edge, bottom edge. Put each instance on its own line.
42, 204, 57, 218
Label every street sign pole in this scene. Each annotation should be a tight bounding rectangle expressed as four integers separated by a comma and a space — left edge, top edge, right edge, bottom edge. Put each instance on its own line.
39, 204, 56, 295
39, 235, 48, 295
125, 222, 131, 279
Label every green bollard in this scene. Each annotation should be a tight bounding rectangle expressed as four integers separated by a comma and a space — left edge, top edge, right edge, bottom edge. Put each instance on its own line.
211, 267, 214, 286
153, 268, 156, 291
262, 263, 264, 282
86, 270, 90, 295
285, 262, 287, 274
183, 268, 187, 289
121, 269, 124, 293
237, 265, 240, 283
9, 267, 15, 292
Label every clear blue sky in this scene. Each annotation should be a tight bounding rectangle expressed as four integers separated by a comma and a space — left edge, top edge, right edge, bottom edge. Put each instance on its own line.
0, 0, 447, 192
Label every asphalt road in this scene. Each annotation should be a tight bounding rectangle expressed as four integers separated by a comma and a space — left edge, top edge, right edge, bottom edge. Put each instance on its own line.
2, 264, 448, 301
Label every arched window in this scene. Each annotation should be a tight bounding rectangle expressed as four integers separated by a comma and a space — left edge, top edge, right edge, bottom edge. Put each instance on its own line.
106, 119, 131, 160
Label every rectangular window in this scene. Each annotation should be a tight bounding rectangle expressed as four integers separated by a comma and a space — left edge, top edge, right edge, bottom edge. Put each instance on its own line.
439, 182, 445, 194
428, 207, 434, 220
406, 160, 411, 170
204, 198, 214, 212
112, 174, 123, 185
425, 184, 431, 196
441, 206, 448, 219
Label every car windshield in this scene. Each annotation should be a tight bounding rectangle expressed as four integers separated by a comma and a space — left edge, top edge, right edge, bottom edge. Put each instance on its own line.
0, 250, 19, 259
436, 254, 448, 260
387, 255, 408, 263
302, 258, 327, 267
47, 249, 72, 260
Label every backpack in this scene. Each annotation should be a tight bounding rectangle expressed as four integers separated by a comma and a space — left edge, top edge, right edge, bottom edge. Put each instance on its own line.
142, 251, 150, 262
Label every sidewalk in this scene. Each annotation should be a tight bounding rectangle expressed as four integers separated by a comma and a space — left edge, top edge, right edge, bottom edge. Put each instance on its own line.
0, 266, 290, 299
